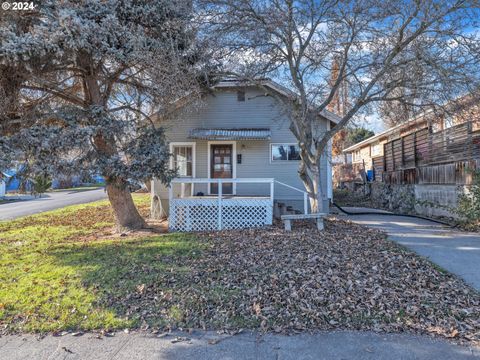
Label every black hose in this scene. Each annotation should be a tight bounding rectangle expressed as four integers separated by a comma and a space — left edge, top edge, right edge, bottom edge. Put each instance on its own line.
332, 201, 455, 227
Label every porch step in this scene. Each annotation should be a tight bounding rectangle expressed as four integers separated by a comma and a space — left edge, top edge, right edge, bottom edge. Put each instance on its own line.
274, 201, 287, 218
274, 201, 304, 218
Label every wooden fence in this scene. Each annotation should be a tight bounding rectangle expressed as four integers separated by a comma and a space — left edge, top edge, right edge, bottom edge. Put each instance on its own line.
382, 122, 480, 185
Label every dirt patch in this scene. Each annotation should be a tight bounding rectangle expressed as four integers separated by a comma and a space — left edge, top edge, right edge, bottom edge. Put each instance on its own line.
73, 218, 169, 243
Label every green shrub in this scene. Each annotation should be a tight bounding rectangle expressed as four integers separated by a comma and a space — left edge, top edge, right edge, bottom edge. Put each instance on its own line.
457, 170, 480, 227
31, 174, 52, 197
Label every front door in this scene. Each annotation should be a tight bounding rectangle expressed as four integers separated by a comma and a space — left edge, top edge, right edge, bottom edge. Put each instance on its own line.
210, 144, 233, 194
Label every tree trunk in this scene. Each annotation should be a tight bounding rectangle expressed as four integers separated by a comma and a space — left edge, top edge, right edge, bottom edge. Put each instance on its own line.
79, 56, 146, 232
106, 180, 146, 232
309, 169, 324, 213
299, 160, 328, 214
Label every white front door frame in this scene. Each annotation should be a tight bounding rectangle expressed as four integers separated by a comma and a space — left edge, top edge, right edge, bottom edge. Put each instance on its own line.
207, 140, 237, 195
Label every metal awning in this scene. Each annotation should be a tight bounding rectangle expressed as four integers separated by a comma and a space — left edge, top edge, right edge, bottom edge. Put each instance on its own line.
188, 128, 271, 140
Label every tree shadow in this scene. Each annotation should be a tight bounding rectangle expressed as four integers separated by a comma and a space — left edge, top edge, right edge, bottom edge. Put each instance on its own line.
50, 233, 203, 330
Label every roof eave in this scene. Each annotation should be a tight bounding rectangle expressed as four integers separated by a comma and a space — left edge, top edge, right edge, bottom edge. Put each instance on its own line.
342, 111, 433, 153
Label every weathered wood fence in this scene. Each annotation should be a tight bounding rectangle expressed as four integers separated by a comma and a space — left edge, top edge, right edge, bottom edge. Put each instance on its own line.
379, 122, 480, 185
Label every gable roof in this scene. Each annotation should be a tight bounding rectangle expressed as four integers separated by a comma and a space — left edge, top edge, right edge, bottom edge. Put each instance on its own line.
156, 77, 342, 126
212, 78, 341, 125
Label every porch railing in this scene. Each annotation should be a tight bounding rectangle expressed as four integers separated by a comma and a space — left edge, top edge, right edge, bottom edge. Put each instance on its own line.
169, 178, 274, 231
168, 178, 310, 232
274, 180, 309, 215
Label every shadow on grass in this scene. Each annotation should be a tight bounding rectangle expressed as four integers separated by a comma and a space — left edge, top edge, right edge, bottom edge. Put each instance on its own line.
47, 234, 202, 330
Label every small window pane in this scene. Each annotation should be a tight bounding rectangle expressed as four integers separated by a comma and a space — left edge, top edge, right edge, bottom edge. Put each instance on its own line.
288, 145, 301, 160
444, 115, 454, 129
272, 145, 288, 161
237, 90, 245, 101
173, 146, 193, 176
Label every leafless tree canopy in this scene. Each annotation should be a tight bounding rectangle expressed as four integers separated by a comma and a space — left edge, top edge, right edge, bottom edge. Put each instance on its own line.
202, 0, 480, 211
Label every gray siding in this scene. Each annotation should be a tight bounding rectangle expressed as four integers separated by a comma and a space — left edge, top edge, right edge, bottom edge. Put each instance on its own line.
153, 87, 329, 209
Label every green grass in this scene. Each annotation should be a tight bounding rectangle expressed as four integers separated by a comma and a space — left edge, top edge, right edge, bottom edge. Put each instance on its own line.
0, 194, 200, 333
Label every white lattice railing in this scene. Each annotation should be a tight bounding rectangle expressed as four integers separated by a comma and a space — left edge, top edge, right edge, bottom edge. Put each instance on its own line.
169, 178, 274, 232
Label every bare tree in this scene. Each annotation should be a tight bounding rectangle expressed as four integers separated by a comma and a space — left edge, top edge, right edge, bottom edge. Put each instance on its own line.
0, 1, 209, 230
203, 0, 480, 212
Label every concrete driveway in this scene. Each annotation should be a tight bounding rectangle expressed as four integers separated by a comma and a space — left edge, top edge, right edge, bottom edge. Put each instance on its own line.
340, 207, 480, 291
1, 330, 479, 360
0, 188, 107, 221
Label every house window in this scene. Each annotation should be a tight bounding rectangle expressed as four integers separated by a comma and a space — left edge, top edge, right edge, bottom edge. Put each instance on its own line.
352, 150, 359, 162
444, 115, 454, 130
172, 145, 194, 177
271, 144, 301, 161
431, 120, 442, 133
237, 90, 245, 102
371, 143, 382, 157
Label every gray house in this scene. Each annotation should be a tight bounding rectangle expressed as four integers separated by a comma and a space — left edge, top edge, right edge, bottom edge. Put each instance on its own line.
152, 79, 339, 231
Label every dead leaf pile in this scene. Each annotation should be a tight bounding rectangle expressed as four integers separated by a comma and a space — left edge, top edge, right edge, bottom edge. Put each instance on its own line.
113, 218, 480, 345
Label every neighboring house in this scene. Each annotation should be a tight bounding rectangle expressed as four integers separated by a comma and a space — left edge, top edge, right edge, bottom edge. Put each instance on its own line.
332, 153, 353, 187
340, 95, 480, 217
0, 173, 7, 197
151, 79, 339, 231
3, 169, 20, 192
340, 115, 430, 184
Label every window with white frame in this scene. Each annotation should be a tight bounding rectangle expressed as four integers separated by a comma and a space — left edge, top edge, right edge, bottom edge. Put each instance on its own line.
352, 150, 361, 162
271, 144, 301, 161
371, 143, 382, 157
444, 115, 454, 130
172, 144, 194, 177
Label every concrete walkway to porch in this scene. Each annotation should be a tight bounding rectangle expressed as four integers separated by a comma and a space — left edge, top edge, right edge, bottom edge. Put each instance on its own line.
339, 207, 480, 291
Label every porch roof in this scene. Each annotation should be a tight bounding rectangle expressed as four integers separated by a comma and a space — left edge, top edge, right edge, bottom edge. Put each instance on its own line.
188, 128, 271, 141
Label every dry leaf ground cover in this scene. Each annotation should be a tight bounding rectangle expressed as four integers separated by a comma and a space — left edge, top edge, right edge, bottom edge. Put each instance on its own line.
0, 196, 479, 345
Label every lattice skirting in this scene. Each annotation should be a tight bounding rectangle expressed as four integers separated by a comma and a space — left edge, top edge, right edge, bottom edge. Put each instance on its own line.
169, 198, 273, 232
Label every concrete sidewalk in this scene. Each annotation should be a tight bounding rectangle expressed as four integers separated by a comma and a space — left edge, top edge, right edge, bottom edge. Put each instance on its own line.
1, 330, 479, 360
340, 208, 480, 290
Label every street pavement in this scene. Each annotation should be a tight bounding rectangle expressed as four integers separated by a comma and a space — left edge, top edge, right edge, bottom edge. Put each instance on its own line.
0, 188, 107, 220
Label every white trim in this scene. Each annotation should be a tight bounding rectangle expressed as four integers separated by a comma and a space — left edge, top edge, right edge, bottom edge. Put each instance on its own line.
207, 141, 237, 195
170, 142, 196, 196
327, 120, 333, 200
269, 143, 301, 163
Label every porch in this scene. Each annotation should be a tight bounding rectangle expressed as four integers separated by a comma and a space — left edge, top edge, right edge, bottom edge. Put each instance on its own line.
166, 178, 308, 232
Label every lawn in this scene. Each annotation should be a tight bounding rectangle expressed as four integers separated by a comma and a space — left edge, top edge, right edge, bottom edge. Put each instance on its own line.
0, 194, 200, 333
0, 197, 479, 345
